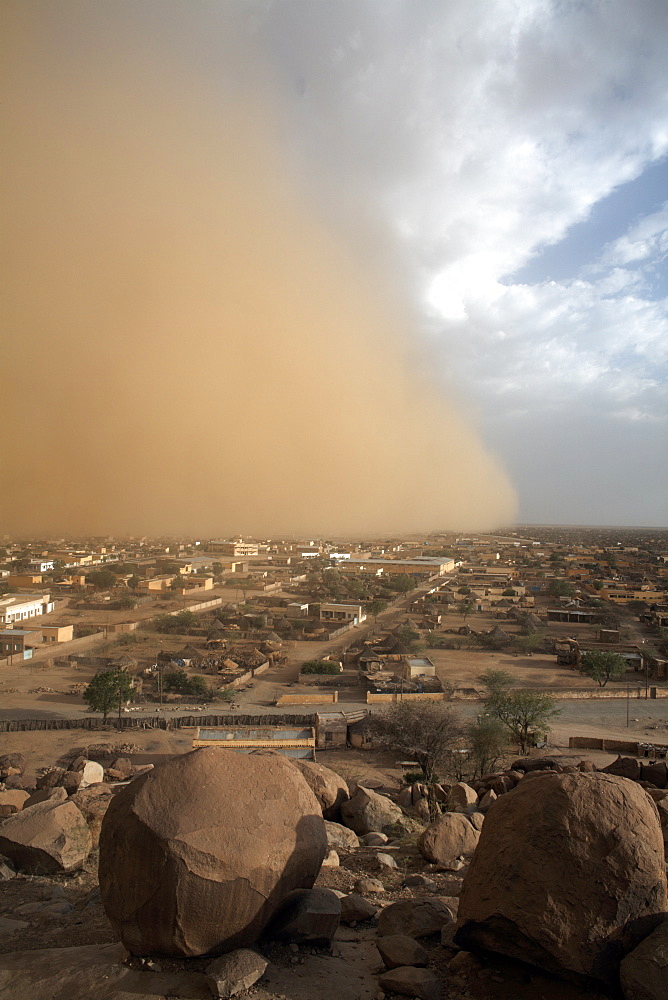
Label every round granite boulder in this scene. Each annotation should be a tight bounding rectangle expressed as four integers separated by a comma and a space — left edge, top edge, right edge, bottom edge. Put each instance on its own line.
98, 748, 327, 957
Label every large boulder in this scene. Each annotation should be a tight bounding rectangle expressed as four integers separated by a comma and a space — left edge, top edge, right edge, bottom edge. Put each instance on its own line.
641, 762, 668, 789
417, 814, 480, 865
340, 787, 404, 835
98, 747, 327, 957
378, 965, 441, 999
619, 915, 668, 1000
0, 753, 26, 777
267, 887, 340, 945
454, 772, 667, 985
447, 783, 477, 812
0, 796, 92, 873
70, 784, 117, 849
378, 897, 455, 938
0, 790, 29, 813
376, 934, 428, 968
289, 760, 349, 821
324, 820, 360, 850
600, 756, 642, 781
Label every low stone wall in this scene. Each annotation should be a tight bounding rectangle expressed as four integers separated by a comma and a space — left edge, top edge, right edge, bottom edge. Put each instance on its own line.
366, 691, 448, 703
276, 692, 339, 705
568, 736, 668, 753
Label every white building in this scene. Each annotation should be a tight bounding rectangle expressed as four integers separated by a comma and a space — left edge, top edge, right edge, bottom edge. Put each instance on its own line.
0, 593, 55, 625
27, 560, 54, 573
319, 602, 366, 625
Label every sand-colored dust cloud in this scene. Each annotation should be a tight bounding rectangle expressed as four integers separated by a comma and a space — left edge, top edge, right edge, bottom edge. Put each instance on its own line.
0, 4, 517, 538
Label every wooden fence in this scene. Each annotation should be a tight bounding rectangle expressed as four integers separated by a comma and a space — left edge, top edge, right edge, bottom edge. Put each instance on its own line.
0, 712, 317, 733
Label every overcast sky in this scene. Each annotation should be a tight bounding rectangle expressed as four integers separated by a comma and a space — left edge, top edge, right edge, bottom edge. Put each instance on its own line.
3, 1, 667, 533
254, 0, 668, 527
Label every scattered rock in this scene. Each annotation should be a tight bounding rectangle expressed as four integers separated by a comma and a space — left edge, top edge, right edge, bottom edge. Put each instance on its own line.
0, 915, 29, 936
205, 948, 268, 998
378, 897, 455, 938
477, 789, 497, 813
454, 771, 667, 985
0, 753, 26, 777
0, 796, 91, 873
35, 768, 67, 791
619, 915, 668, 1000
290, 760, 350, 821
79, 761, 105, 788
600, 756, 642, 781
355, 877, 385, 895
23, 787, 68, 809
268, 887, 341, 945
99, 747, 327, 956
0, 862, 16, 880
70, 784, 116, 849
376, 934, 428, 968
448, 950, 483, 974
321, 849, 339, 867
341, 787, 404, 836
447, 783, 478, 812
375, 853, 398, 869
417, 813, 479, 865
340, 894, 378, 923
0, 790, 29, 813
324, 820, 360, 850
511, 757, 559, 772
378, 965, 441, 999
362, 832, 388, 846
402, 874, 437, 891
469, 812, 484, 831
109, 757, 134, 779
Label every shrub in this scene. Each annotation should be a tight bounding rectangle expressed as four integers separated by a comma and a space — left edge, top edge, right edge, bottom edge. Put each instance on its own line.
301, 660, 341, 674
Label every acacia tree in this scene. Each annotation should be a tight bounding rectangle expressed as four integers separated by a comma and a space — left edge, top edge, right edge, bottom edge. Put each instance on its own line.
365, 702, 463, 785
579, 650, 627, 688
366, 599, 388, 621
84, 668, 134, 725
466, 716, 508, 778
458, 599, 475, 623
487, 690, 560, 753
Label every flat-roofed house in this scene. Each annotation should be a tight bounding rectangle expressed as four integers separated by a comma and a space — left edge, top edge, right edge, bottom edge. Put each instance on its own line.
192, 726, 316, 759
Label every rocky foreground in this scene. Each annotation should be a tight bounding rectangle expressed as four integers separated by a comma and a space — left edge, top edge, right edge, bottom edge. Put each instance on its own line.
0, 749, 666, 1000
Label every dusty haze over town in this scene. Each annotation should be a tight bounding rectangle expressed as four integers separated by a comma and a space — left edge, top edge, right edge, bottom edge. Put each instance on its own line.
0, 3, 516, 538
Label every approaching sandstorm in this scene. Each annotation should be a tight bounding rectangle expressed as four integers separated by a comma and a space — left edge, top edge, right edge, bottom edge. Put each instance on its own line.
0, 4, 516, 538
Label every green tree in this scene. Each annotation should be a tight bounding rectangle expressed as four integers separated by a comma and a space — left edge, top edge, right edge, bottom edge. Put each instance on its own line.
548, 578, 574, 598
127, 575, 141, 591
212, 561, 223, 577
169, 575, 183, 590
477, 668, 514, 699
514, 633, 545, 655
366, 701, 463, 785
458, 599, 475, 623
83, 668, 134, 724
366, 599, 389, 621
502, 588, 517, 597
117, 594, 137, 610
487, 690, 560, 753
163, 668, 189, 692
396, 625, 420, 646
388, 575, 416, 593
579, 650, 627, 688
87, 568, 117, 590
466, 716, 508, 778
